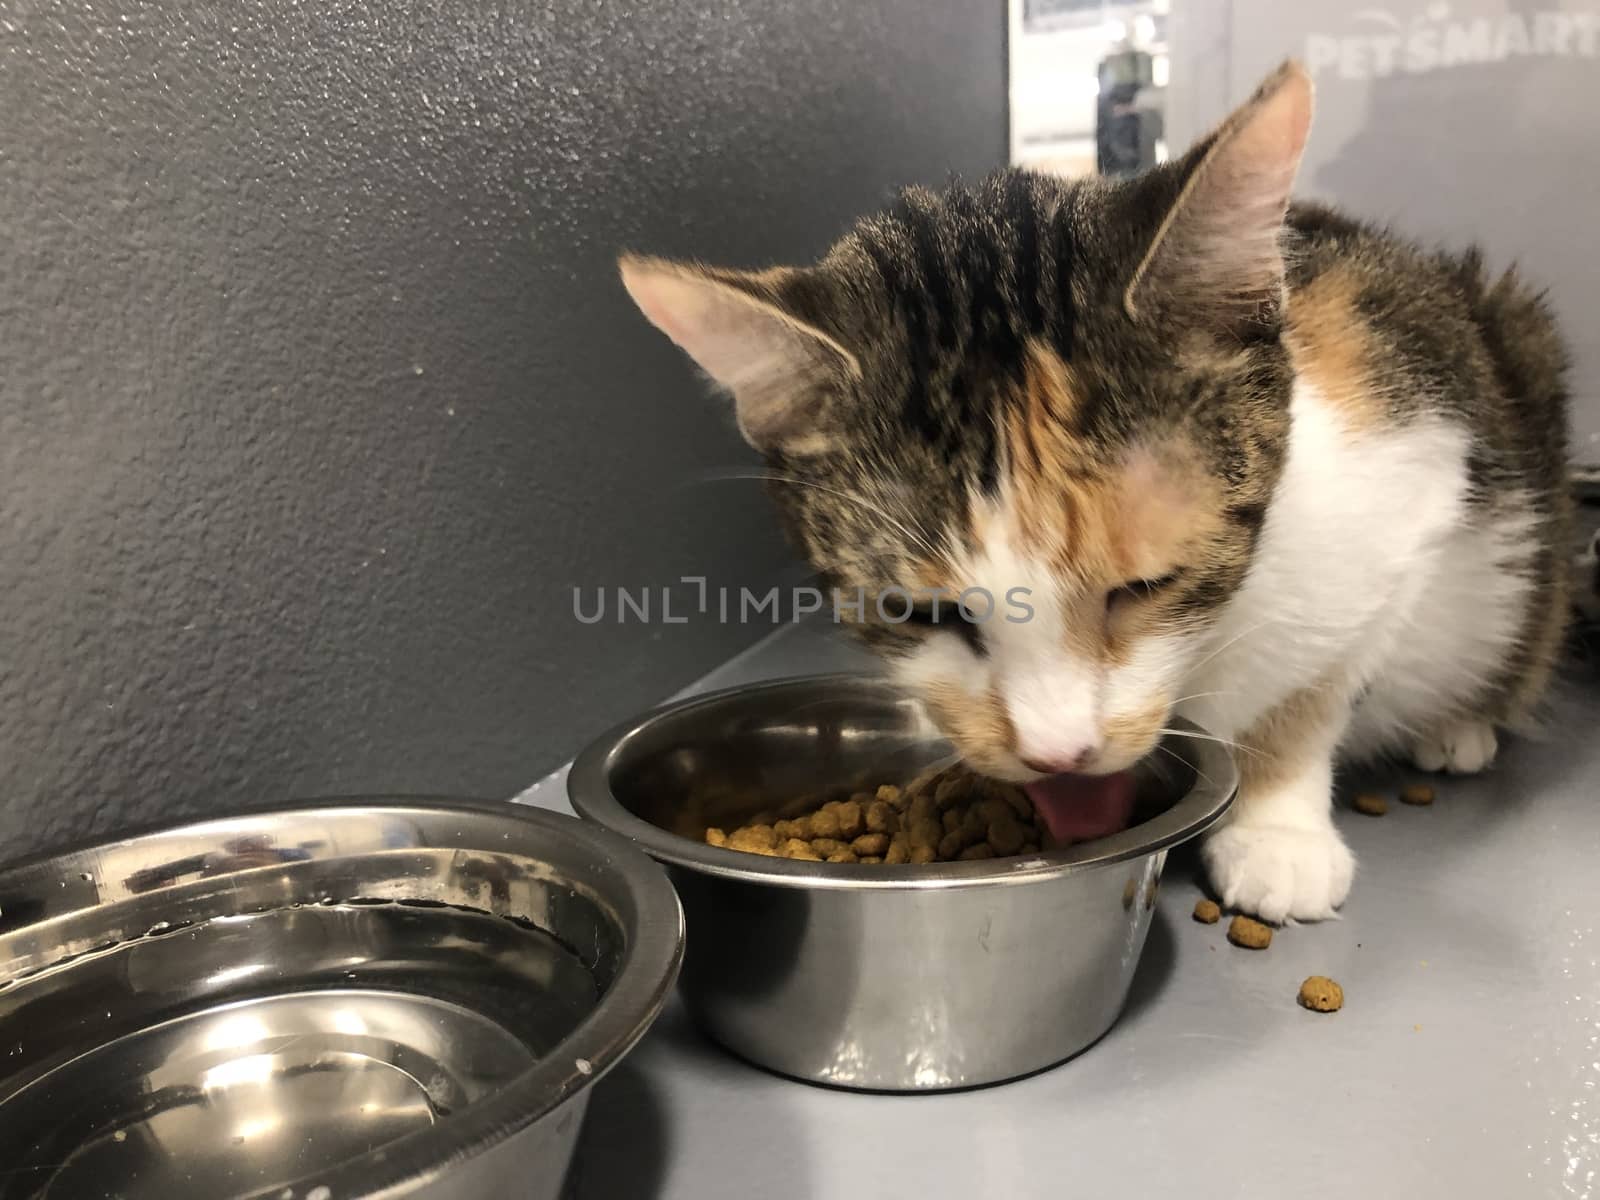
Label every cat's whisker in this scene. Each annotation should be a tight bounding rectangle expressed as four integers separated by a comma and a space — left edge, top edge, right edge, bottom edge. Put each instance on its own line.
1186, 618, 1287, 674
1155, 740, 1223, 792
1155, 727, 1267, 761
1167, 690, 1236, 707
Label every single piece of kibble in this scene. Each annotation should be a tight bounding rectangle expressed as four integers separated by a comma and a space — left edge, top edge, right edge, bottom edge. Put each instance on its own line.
908, 816, 943, 851
907, 793, 939, 828
773, 819, 804, 840
1297, 975, 1344, 1012
876, 783, 903, 806
958, 843, 996, 861
779, 838, 821, 861
809, 810, 842, 840
851, 832, 890, 857
987, 816, 1025, 856
977, 795, 1012, 826
859, 855, 884, 864
995, 783, 1033, 821
937, 830, 966, 861
1400, 783, 1435, 806
810, 837, 850, 857
909, 844, 938, 864
1193, 898, 1221, 924
884, 837, 911, 865
1353, 793, 1388, 816
826, 850, 859, 864
727, 826, 777, 853
865, 801, 899, 835
934, 777, 968, 811
1227, 915, 1273, 949
836, 801, 866, 839
705, 827, 728, 847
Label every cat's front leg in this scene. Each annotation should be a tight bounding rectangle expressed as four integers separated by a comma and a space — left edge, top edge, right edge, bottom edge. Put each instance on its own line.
1200, 688, 1355, 923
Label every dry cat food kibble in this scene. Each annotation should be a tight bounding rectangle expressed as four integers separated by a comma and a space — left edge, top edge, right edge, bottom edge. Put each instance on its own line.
703, 765, 1052, 864
1192, 898, 1221, 924
1400, 782, 1436, 806
1297, 975, 1344, 1012
1353, 792, 1389, 816
1227, 915, 1273, 950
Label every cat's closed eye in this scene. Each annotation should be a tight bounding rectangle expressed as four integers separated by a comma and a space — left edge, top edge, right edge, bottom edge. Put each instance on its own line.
1108, 570, 1183, 609
901, 602, 985, 654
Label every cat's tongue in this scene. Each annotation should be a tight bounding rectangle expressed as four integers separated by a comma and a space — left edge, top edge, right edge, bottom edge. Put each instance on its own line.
1024, 771, 1136, 845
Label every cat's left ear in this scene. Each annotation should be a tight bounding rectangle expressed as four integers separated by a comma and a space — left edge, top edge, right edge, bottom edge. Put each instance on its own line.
1124, 59, 1312, 329
619, 255, 860, 455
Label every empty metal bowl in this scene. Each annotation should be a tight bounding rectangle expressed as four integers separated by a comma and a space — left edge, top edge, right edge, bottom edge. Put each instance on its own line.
0, 799, 683, 1199
569, 673, 1236, 1092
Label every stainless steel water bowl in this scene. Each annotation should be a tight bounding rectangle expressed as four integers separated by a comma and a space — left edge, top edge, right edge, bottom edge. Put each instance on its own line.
0, 800, 683, 1200
569, 674, 1236, 1092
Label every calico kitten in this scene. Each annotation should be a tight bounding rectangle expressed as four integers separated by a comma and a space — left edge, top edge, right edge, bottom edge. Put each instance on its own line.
620, 61, 1571, 922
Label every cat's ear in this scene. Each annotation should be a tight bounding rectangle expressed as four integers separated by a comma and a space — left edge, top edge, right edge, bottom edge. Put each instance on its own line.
1124, 60, 1312, 329
619, 255, 859, 455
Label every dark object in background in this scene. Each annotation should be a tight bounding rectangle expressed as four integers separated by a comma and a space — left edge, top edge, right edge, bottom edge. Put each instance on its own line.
1096, 47, 1162, 178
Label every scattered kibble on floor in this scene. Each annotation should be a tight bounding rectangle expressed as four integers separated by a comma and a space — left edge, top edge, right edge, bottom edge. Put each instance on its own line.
1297, 975, 1344, 1012
1400, 782, 1435, 806
1353, 792, 1388, 816
1227, 915, 1273, 950
1193, 898, 1221, 924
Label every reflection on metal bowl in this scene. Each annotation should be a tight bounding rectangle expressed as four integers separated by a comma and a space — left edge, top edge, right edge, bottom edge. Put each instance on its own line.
570, 673, 1235, 1092
0, 800, 682, 1199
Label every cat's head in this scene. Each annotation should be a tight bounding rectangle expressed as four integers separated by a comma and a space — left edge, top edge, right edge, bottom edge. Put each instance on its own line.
621, 62, 1311, 782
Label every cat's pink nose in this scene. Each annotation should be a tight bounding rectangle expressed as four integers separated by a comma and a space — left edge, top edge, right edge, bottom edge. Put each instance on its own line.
1020, 746, 1097, 775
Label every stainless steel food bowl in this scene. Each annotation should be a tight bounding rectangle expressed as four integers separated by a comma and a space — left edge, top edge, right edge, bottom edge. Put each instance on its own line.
569, 673, 1235, 1092
0, 800, 683, 1199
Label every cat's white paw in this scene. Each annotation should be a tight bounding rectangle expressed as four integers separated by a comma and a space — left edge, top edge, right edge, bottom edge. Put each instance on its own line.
1201, 822, 1354, 924
1410, 721, 1497, 774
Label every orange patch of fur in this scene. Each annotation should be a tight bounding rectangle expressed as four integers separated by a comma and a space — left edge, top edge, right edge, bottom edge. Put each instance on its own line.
1005, 344, 1225, 662
1005, 344, 1093, 557
1102, 700, 1168, 759
903, 559, 950, 593
1286, 267, 1384, 430
1235, 682, 1342, 804
923, 680, 1018, 774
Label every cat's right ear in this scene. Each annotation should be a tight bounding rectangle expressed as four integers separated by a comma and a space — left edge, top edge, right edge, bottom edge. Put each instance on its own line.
1123, 60, 1312, 331
618, 255, 859, 455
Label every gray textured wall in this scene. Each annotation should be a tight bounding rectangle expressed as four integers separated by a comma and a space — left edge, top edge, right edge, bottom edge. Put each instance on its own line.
0, 1, 1006, 856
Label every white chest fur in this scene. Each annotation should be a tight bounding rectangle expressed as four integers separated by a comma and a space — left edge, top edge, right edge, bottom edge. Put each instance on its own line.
1179, 379, 1539, 758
